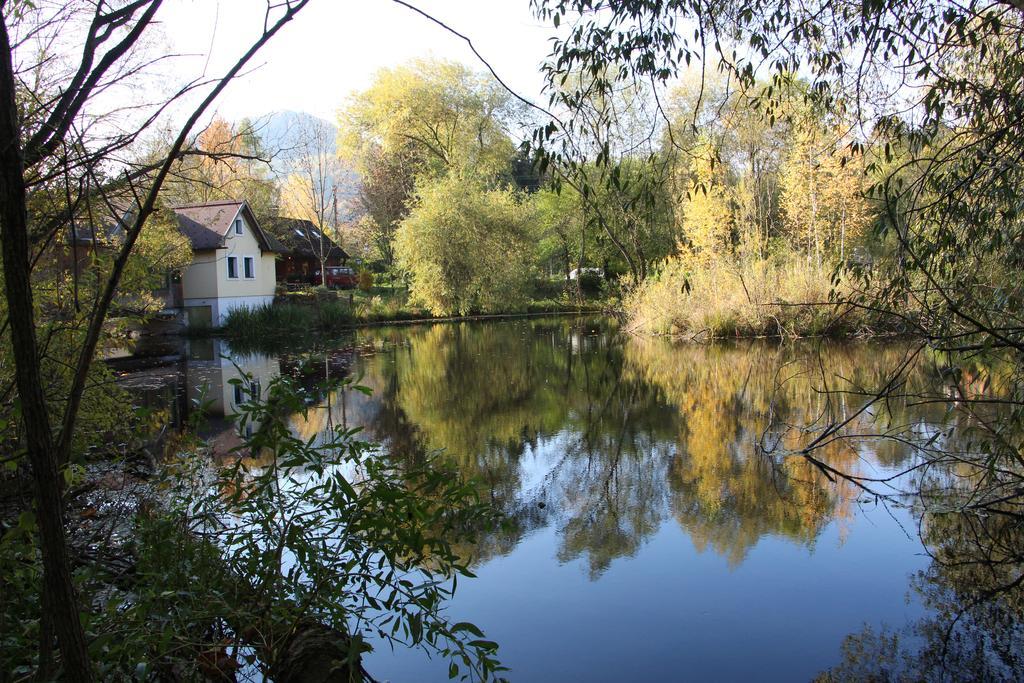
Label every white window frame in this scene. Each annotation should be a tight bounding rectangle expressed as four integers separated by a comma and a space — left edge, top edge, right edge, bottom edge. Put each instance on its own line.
234, 218, 243, 235
226, 255, 238, 279
243, 256, 255, 279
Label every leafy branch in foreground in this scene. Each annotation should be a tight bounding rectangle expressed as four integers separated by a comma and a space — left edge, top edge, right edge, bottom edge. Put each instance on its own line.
1, 2, 310, 677
159, 373, 506, 682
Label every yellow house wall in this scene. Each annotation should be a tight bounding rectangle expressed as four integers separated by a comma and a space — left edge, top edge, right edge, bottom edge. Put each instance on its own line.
218, 210, 277, 298
181, 250, 220, 299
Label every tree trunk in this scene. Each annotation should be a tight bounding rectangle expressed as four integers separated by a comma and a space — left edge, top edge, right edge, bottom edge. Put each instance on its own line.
840, 200, 847, 263
0, 17, 93, 681
810, 158, 821, 269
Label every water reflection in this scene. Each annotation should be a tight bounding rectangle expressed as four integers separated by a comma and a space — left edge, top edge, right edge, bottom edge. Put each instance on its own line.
821, 510, 1024, 681
120, 320, 958, 569
116, 337, 289, 449
117, 318, 1021, 680
623, 339, 926, 567
330, 320, 956, 576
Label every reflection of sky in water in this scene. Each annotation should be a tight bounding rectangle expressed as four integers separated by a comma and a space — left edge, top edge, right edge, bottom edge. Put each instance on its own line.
381, 509, 924, 682
118, 319, 997, 681
329, 320, 947, 681
516, 431, 576, 498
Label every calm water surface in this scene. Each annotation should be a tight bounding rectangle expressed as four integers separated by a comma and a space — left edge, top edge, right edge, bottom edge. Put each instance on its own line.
118, 317, 999, 681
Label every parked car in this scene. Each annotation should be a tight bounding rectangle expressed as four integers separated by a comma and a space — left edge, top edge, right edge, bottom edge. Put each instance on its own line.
315, 266, 358, 289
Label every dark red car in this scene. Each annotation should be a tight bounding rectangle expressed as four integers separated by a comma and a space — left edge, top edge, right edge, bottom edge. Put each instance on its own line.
315, 266, 358, 289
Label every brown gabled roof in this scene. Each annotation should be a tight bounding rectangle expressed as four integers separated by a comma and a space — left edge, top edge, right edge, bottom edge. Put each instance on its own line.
171, 200, 284, 253
262, 217, 349, 262
66, 196, 136, 247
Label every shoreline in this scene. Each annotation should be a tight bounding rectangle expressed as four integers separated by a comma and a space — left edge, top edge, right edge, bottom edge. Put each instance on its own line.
633, 328, 917, 343
202, 305, 611, 339
105, 308, 611, 368
108, 307, 920, 370
347, 307, 609, 328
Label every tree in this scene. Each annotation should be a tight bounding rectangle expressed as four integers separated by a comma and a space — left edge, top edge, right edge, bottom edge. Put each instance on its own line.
162, 115, 280, 221
395, 173, 536, 316
116, 206, 194, 315
662, 72, 791, 259
339, 57, 521, 179
678, 137, 735, 258
534, 186, 585, 282
0, 2, 309, 677
779, 107, 869, 265
279, 116, 346, 278
339, 58, 524, 270
538, 68, 675, 281
348, 145, 416, 268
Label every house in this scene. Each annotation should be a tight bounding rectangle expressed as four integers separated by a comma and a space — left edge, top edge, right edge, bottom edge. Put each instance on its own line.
262, 216, 349, 285
184, 337, 280, 451
169, 200, 285, 327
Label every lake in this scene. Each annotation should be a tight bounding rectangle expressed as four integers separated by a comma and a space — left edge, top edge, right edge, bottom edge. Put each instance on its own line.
115, 316, 1016, 681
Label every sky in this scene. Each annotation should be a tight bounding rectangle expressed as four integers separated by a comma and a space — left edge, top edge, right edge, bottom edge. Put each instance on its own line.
157, 0, 556, 124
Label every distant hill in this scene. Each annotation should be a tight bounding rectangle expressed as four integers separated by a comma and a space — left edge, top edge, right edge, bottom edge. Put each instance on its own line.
255, 110, 337, 163
250, 111, 361, 219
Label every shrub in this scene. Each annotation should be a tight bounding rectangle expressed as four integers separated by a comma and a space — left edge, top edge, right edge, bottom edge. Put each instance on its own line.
576, 271, 604, 297
530, 277, 565, 301
625, 250, 875, 338
2, 375, 506, 679
395, 173, 536, 316
357, 270, 374, 292
186, 374, 504, 679
223, 303, 313, 336
222, 302, 353, 337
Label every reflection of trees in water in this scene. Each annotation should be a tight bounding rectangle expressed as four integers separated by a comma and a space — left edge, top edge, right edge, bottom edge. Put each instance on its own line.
554, 429, 674, 577
812, 351, 1023, 680
344, 321, 961, 577
624, 339, 873, 565
205, 321, 1023, 675
353, 319, 681, 573
621, 337, 998, 568
282, 322, 1012, 600
210, 321, 1022, 672
536, 377, 677, 577
819, 511, 1024, 681
625, 339, 1023, 675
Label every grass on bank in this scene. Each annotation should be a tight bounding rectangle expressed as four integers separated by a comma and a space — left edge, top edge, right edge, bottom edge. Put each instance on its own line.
625, 251, 892, 339
219, 283, 609, 340
273, 284, 433, 322
346, 281, 609, 321
221, 299, 353, 338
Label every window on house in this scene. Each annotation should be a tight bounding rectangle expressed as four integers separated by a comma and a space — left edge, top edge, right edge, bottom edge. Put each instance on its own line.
234, 218, 242, 235
243, 256, 255, 279
232, 379, 259, 408
227, 256, 238, 279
